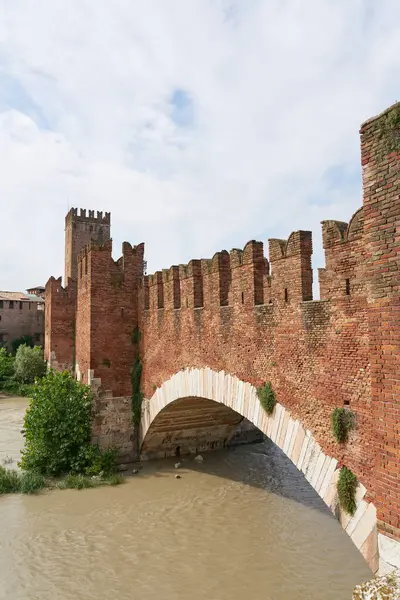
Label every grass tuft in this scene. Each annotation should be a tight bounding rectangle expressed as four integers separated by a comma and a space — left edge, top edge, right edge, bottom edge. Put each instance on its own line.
56, 474, 95, 490
256, 382, 276, 415
331, 408, 355, 443
337, 466, 358, 515
103, 474, 124, 486
0, 466, 21, 493
19, 471, 46, 494
0, 467, 125, 495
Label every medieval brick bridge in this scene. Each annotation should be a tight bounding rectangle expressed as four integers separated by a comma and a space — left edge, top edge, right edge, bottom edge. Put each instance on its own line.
45, 103, 400, 575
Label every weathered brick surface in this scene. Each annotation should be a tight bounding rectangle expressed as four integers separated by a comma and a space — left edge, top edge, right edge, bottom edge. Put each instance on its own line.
76, 240, 144, 396
64, 208, 111, 284
360, 104, 400, 542
44, 102, 400, 544
44, 277, 76, 371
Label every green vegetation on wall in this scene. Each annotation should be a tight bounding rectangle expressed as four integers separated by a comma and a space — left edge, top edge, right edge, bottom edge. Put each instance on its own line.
378, 106, 400, 159
337, 466, 358, 516
331, 407, 355, 443
256, 382, 276, 415
131, 326, 143, 427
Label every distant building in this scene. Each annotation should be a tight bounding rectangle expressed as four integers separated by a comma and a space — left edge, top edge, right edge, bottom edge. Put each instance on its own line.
0, 290, 45, 351
26, 286, 45, 298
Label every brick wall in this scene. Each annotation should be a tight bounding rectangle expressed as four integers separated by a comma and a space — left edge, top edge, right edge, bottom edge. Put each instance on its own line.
44, 277, 76, 371
0, 299, 44, 350
360, 103, 400, 542
75, 240, 145, 396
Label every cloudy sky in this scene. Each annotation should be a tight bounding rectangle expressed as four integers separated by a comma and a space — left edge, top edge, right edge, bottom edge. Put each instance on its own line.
1, 0, 399, 295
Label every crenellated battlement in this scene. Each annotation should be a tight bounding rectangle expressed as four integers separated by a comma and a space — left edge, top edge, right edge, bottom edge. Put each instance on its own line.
75, 239, 145, 283
65, 207, 111, 224
268, 231, 313, 261
142, 232, 315, 312
321, 207, 364, 249
45, 275, 76, 299
319, 207, 366, 301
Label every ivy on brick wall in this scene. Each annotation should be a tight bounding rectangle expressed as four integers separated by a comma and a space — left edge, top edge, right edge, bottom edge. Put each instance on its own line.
256, 382, 276, 415
331, 407, 355, 444
337, 466, 358, 516
131, 356, 143, 426
131, 326, 143, 427
378, 106, 400, 159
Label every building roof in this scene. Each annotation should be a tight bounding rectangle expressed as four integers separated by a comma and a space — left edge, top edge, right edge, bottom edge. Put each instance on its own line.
0, 290, 44, 303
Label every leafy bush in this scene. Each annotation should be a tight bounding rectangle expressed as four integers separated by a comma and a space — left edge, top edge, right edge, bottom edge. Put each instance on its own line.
20, 371, 93, 475
74, 445, 118, 477
20, 371, 117, 477
331, 408, 355, 443
12, 335, 34, 355
256, 382, 276, 415
14, 345, 46, 384
0, 348, 15, 387
337, 466, 358, 515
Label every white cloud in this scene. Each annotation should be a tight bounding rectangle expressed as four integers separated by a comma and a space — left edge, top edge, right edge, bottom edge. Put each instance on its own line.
1, 0, 400, 294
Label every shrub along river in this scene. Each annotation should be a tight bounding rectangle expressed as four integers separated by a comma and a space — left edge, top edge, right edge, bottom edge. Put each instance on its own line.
0, 396, 371, 600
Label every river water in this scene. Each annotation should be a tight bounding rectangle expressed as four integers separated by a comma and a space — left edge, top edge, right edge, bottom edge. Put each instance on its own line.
0, 396, 371, 600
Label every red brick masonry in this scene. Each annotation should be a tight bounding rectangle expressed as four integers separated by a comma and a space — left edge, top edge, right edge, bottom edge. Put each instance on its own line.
45, 103, 400, 544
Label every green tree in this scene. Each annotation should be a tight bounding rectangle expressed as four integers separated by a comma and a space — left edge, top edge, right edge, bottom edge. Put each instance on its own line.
20, 371, 116, 476
0, 348, 15, 387
14, 345, 46, 384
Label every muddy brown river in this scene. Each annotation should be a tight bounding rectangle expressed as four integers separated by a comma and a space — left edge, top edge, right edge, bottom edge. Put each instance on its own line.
0, 396, 371, 599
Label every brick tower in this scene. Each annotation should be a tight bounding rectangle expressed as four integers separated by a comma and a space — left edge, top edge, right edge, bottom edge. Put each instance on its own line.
64, 208, 111, 285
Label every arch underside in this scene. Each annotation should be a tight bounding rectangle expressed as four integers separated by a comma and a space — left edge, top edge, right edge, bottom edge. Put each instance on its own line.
139, 367, 381, 574
140, 396, 258, 459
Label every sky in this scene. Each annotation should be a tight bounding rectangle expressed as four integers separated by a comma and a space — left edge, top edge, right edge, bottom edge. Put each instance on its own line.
1, 0, 400, 296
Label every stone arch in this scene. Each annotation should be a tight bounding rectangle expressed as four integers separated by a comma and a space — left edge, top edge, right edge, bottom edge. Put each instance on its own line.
140, 367, 379, 573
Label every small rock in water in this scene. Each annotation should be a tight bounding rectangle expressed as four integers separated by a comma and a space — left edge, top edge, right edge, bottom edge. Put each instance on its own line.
132, 469, 139, 475
194, 454, 203, 463
175, 462, 181, 469
175, 474, 181, 479
117, 464, 128, 472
